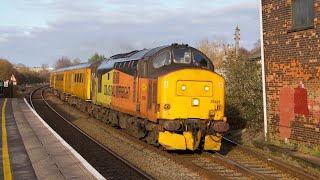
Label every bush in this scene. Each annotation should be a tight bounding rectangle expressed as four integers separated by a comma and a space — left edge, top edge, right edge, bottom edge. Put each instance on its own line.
224, 54, 263, 131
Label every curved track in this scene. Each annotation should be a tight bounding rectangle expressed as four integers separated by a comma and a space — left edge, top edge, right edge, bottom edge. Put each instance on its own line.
30, 86, 153, 180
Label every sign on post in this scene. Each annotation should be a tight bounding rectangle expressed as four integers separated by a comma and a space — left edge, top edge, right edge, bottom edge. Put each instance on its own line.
4, 80, 9, 88
10, 75, 17, 85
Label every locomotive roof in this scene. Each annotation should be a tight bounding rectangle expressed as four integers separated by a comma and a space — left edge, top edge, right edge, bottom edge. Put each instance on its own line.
52, 61, 103, 73
97, 45, 169, 73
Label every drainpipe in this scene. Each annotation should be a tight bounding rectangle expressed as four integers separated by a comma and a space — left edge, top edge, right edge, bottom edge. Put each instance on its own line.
260, 1, 268, 141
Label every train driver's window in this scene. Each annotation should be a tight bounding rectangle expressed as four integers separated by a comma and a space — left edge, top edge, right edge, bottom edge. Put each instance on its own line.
193, 51, 209, 69
153, 50, 171, 68
173, 48, 191, 64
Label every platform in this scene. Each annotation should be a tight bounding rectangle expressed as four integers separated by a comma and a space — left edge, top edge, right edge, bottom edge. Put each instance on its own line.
0, 98, 104, 180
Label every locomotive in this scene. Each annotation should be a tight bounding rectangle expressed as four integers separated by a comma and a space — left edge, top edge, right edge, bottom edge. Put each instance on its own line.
50, 43, 229, 151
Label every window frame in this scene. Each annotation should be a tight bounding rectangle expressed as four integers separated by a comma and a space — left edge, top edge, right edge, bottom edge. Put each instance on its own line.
173, 48, 192, 64
192, 51, 209, 69
152, 50, 171, 68
290, 0, 314, 32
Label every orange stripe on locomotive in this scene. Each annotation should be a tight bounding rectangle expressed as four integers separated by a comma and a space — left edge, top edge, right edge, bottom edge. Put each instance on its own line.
50, 43, 229, 151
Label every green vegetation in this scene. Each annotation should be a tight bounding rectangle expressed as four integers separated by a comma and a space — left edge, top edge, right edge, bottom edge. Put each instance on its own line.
88, 53, 105, 63
224, 53, 263, 131
198, 39, 263, 131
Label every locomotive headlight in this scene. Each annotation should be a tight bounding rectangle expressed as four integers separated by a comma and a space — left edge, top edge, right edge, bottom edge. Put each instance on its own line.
192, 98, 200, 106
181, 85, 187, 91
204, 86, 209, 91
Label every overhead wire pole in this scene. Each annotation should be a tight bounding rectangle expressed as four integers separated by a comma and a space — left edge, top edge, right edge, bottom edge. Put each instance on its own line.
259, 0, 268, 141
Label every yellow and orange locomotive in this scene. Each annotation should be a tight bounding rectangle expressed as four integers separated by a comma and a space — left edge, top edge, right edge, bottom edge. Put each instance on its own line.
50, 43, 229, 151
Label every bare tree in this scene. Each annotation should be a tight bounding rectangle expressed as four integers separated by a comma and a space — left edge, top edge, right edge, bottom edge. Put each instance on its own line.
0, 58, 14, 80
41, 64, 49, 71
197, 39, 226, 69
250, 39, 261, 56
55, 56, 73, 69
72, 58, 81, 65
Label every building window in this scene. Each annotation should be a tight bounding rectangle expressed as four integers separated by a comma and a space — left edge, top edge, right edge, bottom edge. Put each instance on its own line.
292, 0, 314, 28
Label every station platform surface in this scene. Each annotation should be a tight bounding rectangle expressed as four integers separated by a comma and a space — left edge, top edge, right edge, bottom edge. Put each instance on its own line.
0, 98, 103, 180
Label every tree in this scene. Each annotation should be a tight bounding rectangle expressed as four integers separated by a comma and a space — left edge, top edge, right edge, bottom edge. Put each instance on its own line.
41, 64, 49, 70
251, 39, 261, 56
72, 58, 81, 65
224, 52, 263, 130
55, 56, 73, 69
0, 58, 14, 80
198, 39, 226, 69
15, 63, 49, 84
88, 53, 105, 63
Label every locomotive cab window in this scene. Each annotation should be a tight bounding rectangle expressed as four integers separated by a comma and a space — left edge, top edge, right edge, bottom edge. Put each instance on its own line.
193, 51, 209, 69
292, 0, 314, 29
173, 48, 191, 64
153, 50, 171, 68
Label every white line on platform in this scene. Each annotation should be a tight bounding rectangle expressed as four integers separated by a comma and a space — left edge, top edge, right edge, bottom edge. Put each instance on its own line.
23, 98, 106, 180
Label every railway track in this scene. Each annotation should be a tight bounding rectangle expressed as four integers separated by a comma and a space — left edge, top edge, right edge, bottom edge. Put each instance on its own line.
30, 86, 153, 180
170, 139, 319, 180
215, 137, 319, 179
32, 87, 319, 179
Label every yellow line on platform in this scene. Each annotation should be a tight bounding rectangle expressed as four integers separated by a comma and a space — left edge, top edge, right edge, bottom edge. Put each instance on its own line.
2, 98, 12, 180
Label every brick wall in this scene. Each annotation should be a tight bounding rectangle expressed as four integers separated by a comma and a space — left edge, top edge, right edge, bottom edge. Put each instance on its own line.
262, 0, 320, 147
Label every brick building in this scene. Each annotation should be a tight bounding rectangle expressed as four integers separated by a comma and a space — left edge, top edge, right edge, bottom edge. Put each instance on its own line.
262, 0, 320, 147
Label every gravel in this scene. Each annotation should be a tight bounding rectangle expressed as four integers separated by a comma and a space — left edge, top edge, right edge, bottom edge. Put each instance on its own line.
44, 91, 201, 179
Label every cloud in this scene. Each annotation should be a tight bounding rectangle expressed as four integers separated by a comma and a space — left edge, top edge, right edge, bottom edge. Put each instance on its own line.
0, 0, 260, 66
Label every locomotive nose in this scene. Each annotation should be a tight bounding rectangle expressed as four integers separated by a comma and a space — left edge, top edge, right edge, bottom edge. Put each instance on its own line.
176, 80, 213, 97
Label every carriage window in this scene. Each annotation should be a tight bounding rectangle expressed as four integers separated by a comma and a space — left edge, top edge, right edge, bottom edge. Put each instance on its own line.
153, 50, 171, 68
98, 74, 102, 92
193, 52, 209, 69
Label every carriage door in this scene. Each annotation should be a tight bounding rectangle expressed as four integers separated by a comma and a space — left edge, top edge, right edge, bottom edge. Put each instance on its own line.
91, 67, 98, 102
136, 59, 149, 117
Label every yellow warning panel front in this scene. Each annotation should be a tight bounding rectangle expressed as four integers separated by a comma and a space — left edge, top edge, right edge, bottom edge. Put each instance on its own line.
183, 131, 201, 151
158, 131, 186, 150
204, 135, 222, 151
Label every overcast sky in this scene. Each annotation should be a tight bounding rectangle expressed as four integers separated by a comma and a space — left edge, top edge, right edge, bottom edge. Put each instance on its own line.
0, 0, 260, 67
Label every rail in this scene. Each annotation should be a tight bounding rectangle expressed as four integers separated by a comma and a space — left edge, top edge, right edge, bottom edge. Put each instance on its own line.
30, 86, 153, 180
